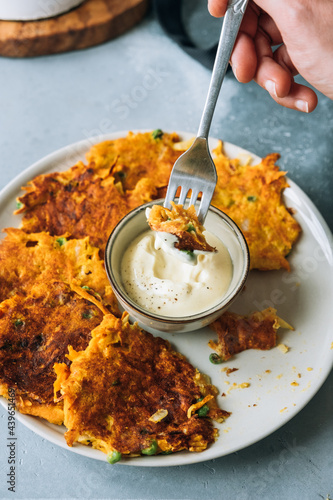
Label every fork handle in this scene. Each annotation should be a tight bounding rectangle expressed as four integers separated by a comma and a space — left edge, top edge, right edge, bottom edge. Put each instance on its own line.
197, 0, 249, 139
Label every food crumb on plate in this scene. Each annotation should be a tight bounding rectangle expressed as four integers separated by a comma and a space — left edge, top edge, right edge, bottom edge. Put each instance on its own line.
301, 381, 312, 392
221, 367, 239, 376
226, 382, 250, 394
277, 343, 289, 353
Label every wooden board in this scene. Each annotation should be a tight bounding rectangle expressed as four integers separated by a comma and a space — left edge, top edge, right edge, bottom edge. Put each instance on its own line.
0, 0, 149, 58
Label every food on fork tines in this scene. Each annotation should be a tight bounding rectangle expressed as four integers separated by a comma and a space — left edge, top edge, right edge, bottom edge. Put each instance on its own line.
147, 201, 216, 252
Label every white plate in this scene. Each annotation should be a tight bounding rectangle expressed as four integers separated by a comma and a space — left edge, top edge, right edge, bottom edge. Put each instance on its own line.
1, 131, 332, 467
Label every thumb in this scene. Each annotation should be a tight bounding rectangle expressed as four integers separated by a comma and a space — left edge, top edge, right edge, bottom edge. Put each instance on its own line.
208, 0, 229, 17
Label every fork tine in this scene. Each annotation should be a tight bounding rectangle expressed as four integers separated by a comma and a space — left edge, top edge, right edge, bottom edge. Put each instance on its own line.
189, 188, 200, 207
178, 186, 189, 206
164, 183, 178, 209
197, 190, 214, 223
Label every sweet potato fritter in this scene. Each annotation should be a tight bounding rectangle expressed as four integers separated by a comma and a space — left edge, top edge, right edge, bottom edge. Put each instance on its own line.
211, 142, 301, 270
15, 162, 154, 253
209, 308, 293, 361
54, 314, 229, 459
0, 281, 106, 425
0, 229, 118, 424
86, 130, 181, 191
0, 228, 118, 314
16, 132, 184, 252
147, 202, 216, 252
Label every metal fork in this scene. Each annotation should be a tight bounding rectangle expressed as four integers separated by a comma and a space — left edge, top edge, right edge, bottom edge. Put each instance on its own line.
164, 0, 249, 223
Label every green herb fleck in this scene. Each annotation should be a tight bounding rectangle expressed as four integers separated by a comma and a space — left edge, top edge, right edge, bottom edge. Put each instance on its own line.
180, 249, 194, 258
82, 310, 94, 319
16, 201, 23, 210
186, 223, 196, 233
81, 286, 91, 291
209, 353, 223, 364
161, 450, 173, 455
14, 319, 24, 328
152, 129, 163, 140
111, 379, 120, 386
247, 195, 257, 202
106, 450, 122, 464
142, 439, 158, 456
56, 237, 67, 246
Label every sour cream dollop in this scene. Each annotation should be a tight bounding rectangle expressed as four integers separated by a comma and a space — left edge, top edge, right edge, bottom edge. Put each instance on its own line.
120, 230, 233, 317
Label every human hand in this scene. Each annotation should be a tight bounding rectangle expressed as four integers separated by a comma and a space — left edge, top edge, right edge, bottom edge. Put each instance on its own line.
208, 0, 333, 112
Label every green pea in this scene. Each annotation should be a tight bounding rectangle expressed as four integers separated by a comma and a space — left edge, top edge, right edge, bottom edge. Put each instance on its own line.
209, 353, 223, 364
196, 404, 209, 417
106, 450, 122, 464
152, 129, 163, 140
247, 195, 257, 202
56, 237, 67, 246
142, 439, 158, 456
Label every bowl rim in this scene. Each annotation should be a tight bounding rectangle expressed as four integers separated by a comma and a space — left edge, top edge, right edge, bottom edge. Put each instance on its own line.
104, 199, 250, 325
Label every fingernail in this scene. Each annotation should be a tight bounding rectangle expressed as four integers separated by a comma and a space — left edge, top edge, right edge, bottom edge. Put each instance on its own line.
295, 100, 309, 113
265, 80, 277, 97
232, 64, 240, 82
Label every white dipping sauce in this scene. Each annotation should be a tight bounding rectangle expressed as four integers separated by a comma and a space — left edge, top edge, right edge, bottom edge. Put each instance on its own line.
121, 230, 233, 317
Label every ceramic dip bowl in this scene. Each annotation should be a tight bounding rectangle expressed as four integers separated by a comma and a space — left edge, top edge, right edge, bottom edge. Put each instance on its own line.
105, 199, 249, 334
